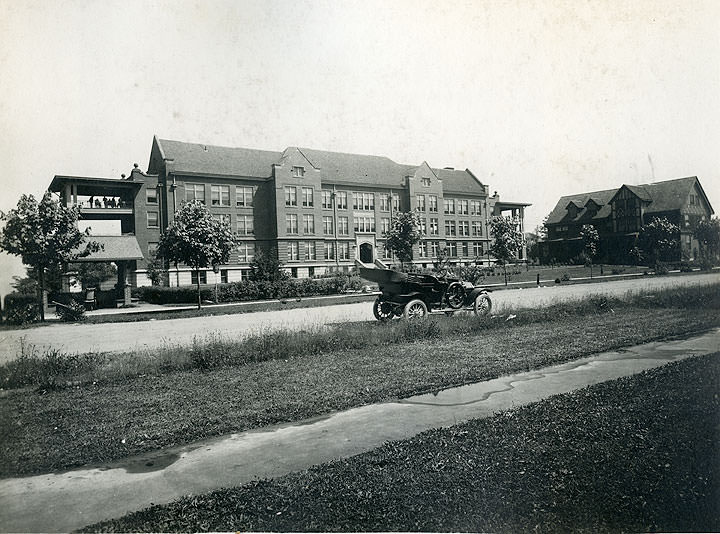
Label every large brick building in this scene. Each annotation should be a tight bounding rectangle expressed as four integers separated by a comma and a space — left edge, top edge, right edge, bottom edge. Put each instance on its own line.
543, 176, 714, 264
50, 137, 529, 287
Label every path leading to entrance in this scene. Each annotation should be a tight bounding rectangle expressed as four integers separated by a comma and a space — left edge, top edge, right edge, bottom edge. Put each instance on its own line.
0, 272, 717, 364
1, 328, 718, 532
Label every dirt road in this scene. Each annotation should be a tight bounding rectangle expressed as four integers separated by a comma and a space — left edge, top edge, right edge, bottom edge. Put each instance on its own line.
1, 272, 717, 363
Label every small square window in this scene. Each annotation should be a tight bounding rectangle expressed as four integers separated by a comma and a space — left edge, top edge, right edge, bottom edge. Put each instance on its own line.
147, 212, 159, 228
292, 166, 305, 177
220, 269, 229, 284
146, 188, 158, 204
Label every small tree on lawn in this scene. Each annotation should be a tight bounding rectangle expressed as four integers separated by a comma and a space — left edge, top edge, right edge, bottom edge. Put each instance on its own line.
693, 217, 720, 268
580, 224, 599, 278
157, 201, 236, 309
637, 217, 680, 272
384, 211, 424, 271
489, 216, 524, 286
248, 247, 288, 282
0, 193, 101, 321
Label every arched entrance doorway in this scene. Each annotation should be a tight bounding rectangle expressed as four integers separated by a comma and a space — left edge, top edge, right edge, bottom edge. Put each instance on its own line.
359, 242, 374, 263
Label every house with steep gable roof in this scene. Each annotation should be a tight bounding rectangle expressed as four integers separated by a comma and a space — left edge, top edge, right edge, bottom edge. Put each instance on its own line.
543, 176, 714, 263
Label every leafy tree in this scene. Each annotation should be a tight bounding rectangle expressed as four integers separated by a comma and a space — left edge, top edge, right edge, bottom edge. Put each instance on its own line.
70, 262, 117, 289
248, 247, 289, 282
11, 265, 63, 295
384, 211, 424, 271
489, 216, 524, 285
693, 217, 720, 267
145, 254, 169, 286
637, 217, 680, 270
580, 224, 599, 278
0, 193, 100, 321
157, 201, 236, 309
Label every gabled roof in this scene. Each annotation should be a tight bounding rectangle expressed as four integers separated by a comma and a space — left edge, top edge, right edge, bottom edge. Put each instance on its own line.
546, 187, 617, 225
152, 138, 486, 194
433, 167, 485, 194
157, 139, 281, 178
546, 176, 712, 225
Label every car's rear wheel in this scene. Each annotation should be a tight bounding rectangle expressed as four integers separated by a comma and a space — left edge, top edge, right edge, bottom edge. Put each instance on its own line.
404, 299, 428, 319
474, 293, 492, 316
373, 297, 395, 322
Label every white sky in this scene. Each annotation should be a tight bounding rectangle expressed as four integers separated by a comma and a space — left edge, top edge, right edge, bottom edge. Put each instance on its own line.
1, 0, 719, 298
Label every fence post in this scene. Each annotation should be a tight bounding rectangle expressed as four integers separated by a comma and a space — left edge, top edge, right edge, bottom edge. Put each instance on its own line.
536, 273, 540, 286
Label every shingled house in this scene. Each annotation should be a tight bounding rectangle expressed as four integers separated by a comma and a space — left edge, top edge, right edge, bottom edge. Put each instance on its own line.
50, 136, 530, 287
543, 176, 714, 264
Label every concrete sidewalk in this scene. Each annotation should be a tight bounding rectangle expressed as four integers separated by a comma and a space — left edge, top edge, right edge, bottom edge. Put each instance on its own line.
1, 328, 718, 532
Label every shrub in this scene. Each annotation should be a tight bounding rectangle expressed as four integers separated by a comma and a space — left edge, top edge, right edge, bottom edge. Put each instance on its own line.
3, 293, 39, 325
561, 273, 571, 281
611, 268, 625, 275
55, 299, 86, 322
654, 263, 669, 275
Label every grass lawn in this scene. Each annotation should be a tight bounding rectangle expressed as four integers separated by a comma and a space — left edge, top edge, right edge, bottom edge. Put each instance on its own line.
82, 351, 720, 533
1, 297, 718, 478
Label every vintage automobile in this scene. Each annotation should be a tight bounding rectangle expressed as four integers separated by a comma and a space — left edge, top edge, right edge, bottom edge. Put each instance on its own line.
359, 267, 492, 320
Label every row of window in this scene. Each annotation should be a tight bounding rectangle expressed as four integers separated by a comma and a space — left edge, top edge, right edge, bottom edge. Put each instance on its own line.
185, 184, 256, 207
416, 241, 486, 258
414, 196, 483, 215
284, 214, 382, 235
286, 188, 403, 211
286, 241, 352, 261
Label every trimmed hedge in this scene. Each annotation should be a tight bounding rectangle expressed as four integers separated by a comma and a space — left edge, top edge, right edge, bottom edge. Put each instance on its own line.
135, 275, 363, 305
3, 293, 39, 325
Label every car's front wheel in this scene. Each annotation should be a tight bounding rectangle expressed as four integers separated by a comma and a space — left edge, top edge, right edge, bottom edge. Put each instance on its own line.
474, 293, 492, 316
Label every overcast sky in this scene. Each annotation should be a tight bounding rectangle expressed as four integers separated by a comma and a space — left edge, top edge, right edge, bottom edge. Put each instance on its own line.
1, 0, 718, 297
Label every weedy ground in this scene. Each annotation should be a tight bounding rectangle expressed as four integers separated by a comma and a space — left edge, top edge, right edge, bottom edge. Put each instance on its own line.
0, 283, 718, 478
82, 352, 720, 533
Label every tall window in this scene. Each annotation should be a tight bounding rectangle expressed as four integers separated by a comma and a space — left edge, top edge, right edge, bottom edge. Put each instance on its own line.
444, 198, 455, 214
303, 214, 315, 234
416, 195, 426, 211
447, 242, 457, 257
292, 166, 305, 177
472, 221, 483, 236
392, 193, 400, 211
286, 214, 298, 234
147, 212, 159, 228
458, 199, 469, 215
431, 241, 440, 257
302, 187, 314, 207
237, 242, 255, 262
462, 242, 469, 257
236, 186, 254, 207
473, 242, 484, 257
428, 195, 438, 213
354, 215, 375, 233
236, 215, 254, 235
381, 217, 391, 234
288, 242, 299, 261
321, 190, 333, 209
338, 242, 350, 260
445, 220, 456, 236
185, 183, 205, 203
336, 191, 347, 210
146, 188, 158, 204
421, 177, 431, 187
305, 241, 316, 260
285, 186, 297, 207
338, 216, 349, 235
325, 242, 335, 260
470, 200, 482, 216
418, 241, 427, 257
429, 218, 439, 235
458, 221, 470, 237
323, 216, 334, 235
353, 192, 375, 210
211, 185, 230, 206
379, 193, 390, 212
